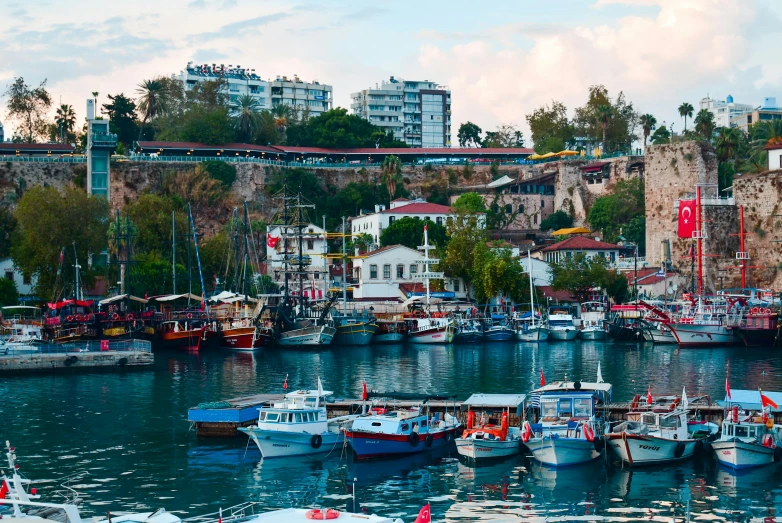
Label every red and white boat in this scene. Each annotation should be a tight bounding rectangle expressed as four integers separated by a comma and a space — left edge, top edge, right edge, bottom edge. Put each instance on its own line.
406, 315, 454, 344
219, 320, 273, 351
158, 319, 209, 350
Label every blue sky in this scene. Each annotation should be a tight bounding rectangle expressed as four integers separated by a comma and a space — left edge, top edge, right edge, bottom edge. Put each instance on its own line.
1, 0, 781, 144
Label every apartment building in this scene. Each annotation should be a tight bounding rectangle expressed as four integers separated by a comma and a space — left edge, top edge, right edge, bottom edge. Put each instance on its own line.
729, 97, 782, 133
699, 95, 754, 129
270, 75, 333, 118
351, 76, 451, 148
180, 62, 271, 110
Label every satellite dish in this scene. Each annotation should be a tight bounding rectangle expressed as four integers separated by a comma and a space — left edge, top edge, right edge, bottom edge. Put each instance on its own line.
667, 288, 675, 295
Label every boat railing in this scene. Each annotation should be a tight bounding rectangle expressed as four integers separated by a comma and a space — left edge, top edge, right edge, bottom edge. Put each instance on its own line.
183, 502, 263, 523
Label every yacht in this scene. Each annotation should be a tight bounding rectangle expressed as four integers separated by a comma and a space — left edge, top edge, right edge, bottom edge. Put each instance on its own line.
547, 305, 578, 341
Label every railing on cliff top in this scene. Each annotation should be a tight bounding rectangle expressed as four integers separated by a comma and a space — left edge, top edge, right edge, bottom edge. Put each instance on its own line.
673, 197, 736, 210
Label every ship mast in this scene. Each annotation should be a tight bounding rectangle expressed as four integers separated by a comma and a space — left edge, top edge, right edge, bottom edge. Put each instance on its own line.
415, 223, 444, 308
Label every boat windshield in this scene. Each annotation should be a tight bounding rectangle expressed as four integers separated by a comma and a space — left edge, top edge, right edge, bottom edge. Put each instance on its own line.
260, 410, 319, 423
574, 398, 592, 417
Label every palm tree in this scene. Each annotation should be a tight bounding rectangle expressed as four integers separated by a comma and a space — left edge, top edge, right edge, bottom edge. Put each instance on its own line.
694, 109, 716, 140
640, 114, 657, 148
678, 102, 694, 132
595, 105, 613, 153
232, 94, 262, 142
715, 127, 744, 163
751, 119, 782, 151
55, 104, 76, 143
381, 155, 402, 200
136, 78, 171, 140
92, 91, 99, 112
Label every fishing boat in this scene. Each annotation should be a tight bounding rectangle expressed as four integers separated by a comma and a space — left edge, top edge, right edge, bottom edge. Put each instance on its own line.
239, 379, 356, 458
373, 314, 406, 343
712, 389, 782, 469
579, 301, 607, 340
406, 313, 454, 344
455, 393, 525, 461
345, 393, 461, 459
666, 296, 735, 347
0, 309, 42, 354
158, 317, 209, 350
731, 306, 779, 347
277, 320, 336, 346
547, 305, 578, 341
605, 389, 698, 466
523, 376, 611, 467
454, 317, 483, 343
606, 305, 645, 341
483, 315, 515, 341
331, 310, 378, 345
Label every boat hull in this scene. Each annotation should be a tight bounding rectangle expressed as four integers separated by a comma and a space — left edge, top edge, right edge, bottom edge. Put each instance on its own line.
525, 436, 600, 467
605, 434, 697, 466
332, 321, 378, 346
548, 328, 579, 341
579, 328, 606, 340
408, 326, 454, 344
346, 427, 458, 459
277, 326, 336, 347
456, 437, 521, 460
737, 328, 778, 348
712, 439, 776, 469
240, 427, 343, 458
483, 329, 515, 342
159, 328, 204, 350
606, 323, 644, 342
516, 326, 550, 342
372, 332, 404, 343
668, 323, 735, 347
219, 327, 270, 351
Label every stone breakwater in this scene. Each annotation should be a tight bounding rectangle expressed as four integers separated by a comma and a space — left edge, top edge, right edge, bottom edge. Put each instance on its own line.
0, 350, 153, 374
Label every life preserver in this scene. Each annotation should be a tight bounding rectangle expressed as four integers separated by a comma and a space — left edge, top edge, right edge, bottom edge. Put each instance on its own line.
66, 315, 74, 322
112, 313, 119, 321
583, 424, 595, 442
75, 314, 83, 322
370, 407, 387, 416
84, 314, 92, 322
766, 308, 773, 314
752, 307, 759, 314
310, 435, 322, 449
305, 509, 340, 520
408, 432, 420, 447
762, 434, 774, 448
127, 313, 135, 321
630, 394, 640, 410
187, 313, 193, 319
521, 421, 532, 443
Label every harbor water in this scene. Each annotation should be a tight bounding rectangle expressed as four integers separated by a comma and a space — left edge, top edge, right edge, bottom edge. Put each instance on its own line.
3, 340, 782, 522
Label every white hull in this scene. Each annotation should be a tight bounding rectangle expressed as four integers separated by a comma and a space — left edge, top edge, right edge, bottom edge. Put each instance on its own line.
667, 323, 735, 347
712, 440, 776, 469
409, 327, 454, 344
579, 328, 606, 340
548, 328, 579, 341
525, 436, 600, 467
277, 326, 336, 346
606, 434, 697, 466
456, 438, 521, 460
241, 427, 343, 458
516, 326, 550, 342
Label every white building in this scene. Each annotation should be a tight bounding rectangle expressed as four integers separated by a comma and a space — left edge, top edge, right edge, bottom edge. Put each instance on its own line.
180, 62, 271, 110
517, 256, 553, 286
270, 75, 333, 118
699, 95, 754, 129
768, 143, 782, 171
266, 224, 330, 294
351, 76, 451, 148
351, 199, 473, 246
0, 257, 36, 298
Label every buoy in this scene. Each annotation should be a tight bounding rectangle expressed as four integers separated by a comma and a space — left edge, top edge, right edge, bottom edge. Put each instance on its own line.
306, 509, 340, 520
521, 421, 532, 443
583, 424, 595, 442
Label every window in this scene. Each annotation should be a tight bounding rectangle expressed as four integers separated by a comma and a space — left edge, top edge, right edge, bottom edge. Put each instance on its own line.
295, 413, 302, 422
396, 264, 404, 278
453, 280, 460, 292
518, 204, 525, 213
558, 398, 573, 418
307, 239, 314, 250
23, 274, 31, 285
4, 271, 13, 281
574, 398, 591, 417
541, 399, 558, 418
370, 265, 378, 279
541, 200, 545, 209
265, 412, 279, 422
383, 264, 391, 279
436, 217, 443, 225
534, 214, 538, 225
505, 204, 512, 214
410, 264, 417, 275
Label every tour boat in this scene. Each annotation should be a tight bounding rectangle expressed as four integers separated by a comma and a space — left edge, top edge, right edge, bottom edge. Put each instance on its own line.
712, 390, 782, 469
733, 306, 779, 347
454, 318, 483, 343
373, 316, 406, 343
605, 401, 698, 466
667, 308, 735, 347
191, 502, 413, 523
158, 319, 208, 350
455, 393, 526, 461
523, 379, 612, 467
547, 306, 579, 341
240, 380, 356, 458
276, 321, 336, 346
483, 316, 515, 341
219, 322, 273, 351
345, 394, 461, 459
331, 312, 378, 345
406, 315, 455, 344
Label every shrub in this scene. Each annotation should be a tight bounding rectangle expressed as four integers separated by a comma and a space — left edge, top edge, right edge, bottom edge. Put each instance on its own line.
201, 160, 237, 188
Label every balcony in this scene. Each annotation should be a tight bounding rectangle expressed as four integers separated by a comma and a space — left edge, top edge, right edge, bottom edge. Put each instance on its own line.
90, 132, 118, 149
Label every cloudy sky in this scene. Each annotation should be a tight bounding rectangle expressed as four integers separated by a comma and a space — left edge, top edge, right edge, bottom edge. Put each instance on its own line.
1, 0, 781, 144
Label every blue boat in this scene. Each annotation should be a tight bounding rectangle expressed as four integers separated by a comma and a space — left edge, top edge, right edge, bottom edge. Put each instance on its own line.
454, 319, 483, 343
483, 315, 515, 341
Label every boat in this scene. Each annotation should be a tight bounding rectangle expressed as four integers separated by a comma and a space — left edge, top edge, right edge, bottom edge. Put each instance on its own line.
666, 296, 735, 347
523, 377, 612, 467
277, 320, 336, 346
483, 315, 515, 341
578, 301, 607, 340
455, 393, 526, 462
373, 314, 406, 343
546, 305, 578, 341
454, 317, 483, 343
0, 307, 43, 354
711, 389, 782, 470
606, 305, 646, 341
731, 306, 779, 347
158, 318, 208, 350
345, 393, 461, 459
188, 502, 411, 523
331, 310, 378, 345
406, 314, 455, 344
239, 379, 357, 458
605, 390, 698, 466
515, 252, 550, 342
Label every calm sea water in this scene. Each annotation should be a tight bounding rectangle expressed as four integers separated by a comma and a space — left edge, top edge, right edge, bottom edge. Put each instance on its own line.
3, 341, 782, 522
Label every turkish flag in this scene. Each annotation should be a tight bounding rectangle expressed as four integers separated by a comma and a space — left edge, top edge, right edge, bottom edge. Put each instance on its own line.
414, 504, 431, 523
266, 233, 280, 248
678, 199, 696, 238
362, 380, 368, 401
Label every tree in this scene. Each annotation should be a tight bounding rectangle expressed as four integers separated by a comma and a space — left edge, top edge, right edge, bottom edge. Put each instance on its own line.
124, 194, 188, 259
678, 102, 694, 132
381, 155, 402, 200
587, 178, 645, 250
574, 85, 638, 154
0, 278, 19, 306
650, 125, 671, 145
550, 253, 617, 304
457, 122, 483, 147
0, 208, 17, 259
539, 210, 573, 231
452, 192, 487, 214
11, 186, 109, 299
750, 119, 782, 156
348, 233, 373, 253
440, 207, 487, 296
640, 114, 657, 148
55, 104, 76, 143
136, 77, 174, 140
4, 77, 52, 143
200, 160, 237, 188
380, 217, 447, 250
232, 94, 262, 142
472, 246, 529, 304
525, 101, 575, 153
483, 124, 525, 148
102, 94, 139, 148
694, 109, 716, 140
596, 104, 613, 153
287, 108, 407, 149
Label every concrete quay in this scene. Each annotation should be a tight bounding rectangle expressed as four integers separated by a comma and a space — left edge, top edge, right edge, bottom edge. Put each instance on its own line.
0, 340, 154, 375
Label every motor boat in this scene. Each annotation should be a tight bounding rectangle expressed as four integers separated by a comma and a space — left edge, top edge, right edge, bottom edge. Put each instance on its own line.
331, 310, 378, 346
483, 315, 515, 342
513, 311, 549, 342
454, 318, 483, 343
186, 502, 410, 523
712, 391, 782, 469
373, 315, 406, 343
405, 315, 454, 344
546, 306, 578, 341
578, 301, 607, 340
455, 393, 525, 461
523, 379, 612, 467
239, 379, 355, 458
277, 320, 336, 347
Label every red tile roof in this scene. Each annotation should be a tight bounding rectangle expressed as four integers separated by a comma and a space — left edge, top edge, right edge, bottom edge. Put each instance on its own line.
380, 202, 453, 214
399, 283, 427, 295
538, 286, 577, 302
542, 236, 620, 252
0, 143, 75, 152
137, 141, 280, 153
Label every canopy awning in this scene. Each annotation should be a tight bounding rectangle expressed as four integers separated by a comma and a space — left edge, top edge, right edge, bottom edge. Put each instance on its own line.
551, 227, 591, 236
531, 381, 613, 394
99, 294, 149, 305
581, 162, 609, 173
462, 393, 527, 408
151, 293, 204, 302
47, 299, 94, 310
718, 389, 782, 412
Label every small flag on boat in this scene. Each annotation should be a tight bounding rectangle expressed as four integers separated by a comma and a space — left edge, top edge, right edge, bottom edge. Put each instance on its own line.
414, 503, 431, 523
218, 508, 222, 523
682, 386, 689, 410
283, 374, 288, 390
362, 380, 368, 401
646, 387, 653, 404
760, 389, 779, 409
424, 223, 428, 231
725, 376, 732, 400
597, 362, 603, 383
540, 369, 546, 387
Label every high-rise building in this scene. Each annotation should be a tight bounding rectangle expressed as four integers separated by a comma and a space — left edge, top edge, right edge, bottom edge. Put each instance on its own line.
699, 95, 755, 129
180, 62, 271, 110
0, 121, 4, 143
351, 77, 451, 148
270, 75, 332, 118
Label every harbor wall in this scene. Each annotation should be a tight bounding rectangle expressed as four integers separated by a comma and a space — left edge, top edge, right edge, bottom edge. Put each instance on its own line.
0, 350, 153, 374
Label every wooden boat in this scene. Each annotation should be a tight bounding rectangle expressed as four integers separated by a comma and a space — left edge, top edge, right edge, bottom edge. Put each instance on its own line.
455, 394, 525, 462
158, 319, 207, 350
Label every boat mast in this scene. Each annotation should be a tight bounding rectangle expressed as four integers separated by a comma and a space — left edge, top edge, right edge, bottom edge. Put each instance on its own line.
739, 204, 746, 289
527, 249, 535, 326
187, 204, 209, 314
232, 207, 240, 292
72, 242, 80, 301
322, 214, 328, 305
242, 201, 250, 302
342, 216, 347, 314
696, 185, 703, 295
172, 211, 176, 294
116, 210, 122, 295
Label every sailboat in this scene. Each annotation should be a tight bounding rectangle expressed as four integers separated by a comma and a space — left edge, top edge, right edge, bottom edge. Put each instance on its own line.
515, 250, 549, 342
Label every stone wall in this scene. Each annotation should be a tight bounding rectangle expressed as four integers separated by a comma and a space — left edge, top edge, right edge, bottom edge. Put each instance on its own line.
0, 160, 83, 204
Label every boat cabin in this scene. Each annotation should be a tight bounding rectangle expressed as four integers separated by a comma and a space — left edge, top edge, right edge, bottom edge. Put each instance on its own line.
721, 421, 768, 443
256, 390, 331, 430
351, 409, 433, 436
626, 409, 688, 439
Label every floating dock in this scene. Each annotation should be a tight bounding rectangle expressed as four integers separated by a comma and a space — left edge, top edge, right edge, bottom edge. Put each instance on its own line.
0, 340, 153, 374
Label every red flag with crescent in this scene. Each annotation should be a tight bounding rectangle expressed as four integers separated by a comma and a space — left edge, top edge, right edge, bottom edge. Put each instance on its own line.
678, 199, 696, 238
267, 233, 280, 248
414, 504, 431, 523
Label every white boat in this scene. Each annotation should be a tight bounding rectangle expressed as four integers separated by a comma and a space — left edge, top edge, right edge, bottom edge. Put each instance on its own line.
515, 252, 550, 342
407, 316, 454, 344
240, 379, 355, 458
712, 392, 782, 470
547, 306, 579, 341
455, 393, 526, 461
523, 378, 612, 467
605, 408, 698, 466
189, 502, 409, 523
667, 297, 735, 347
277, 322, 336, 346
578, 301, 607, 340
